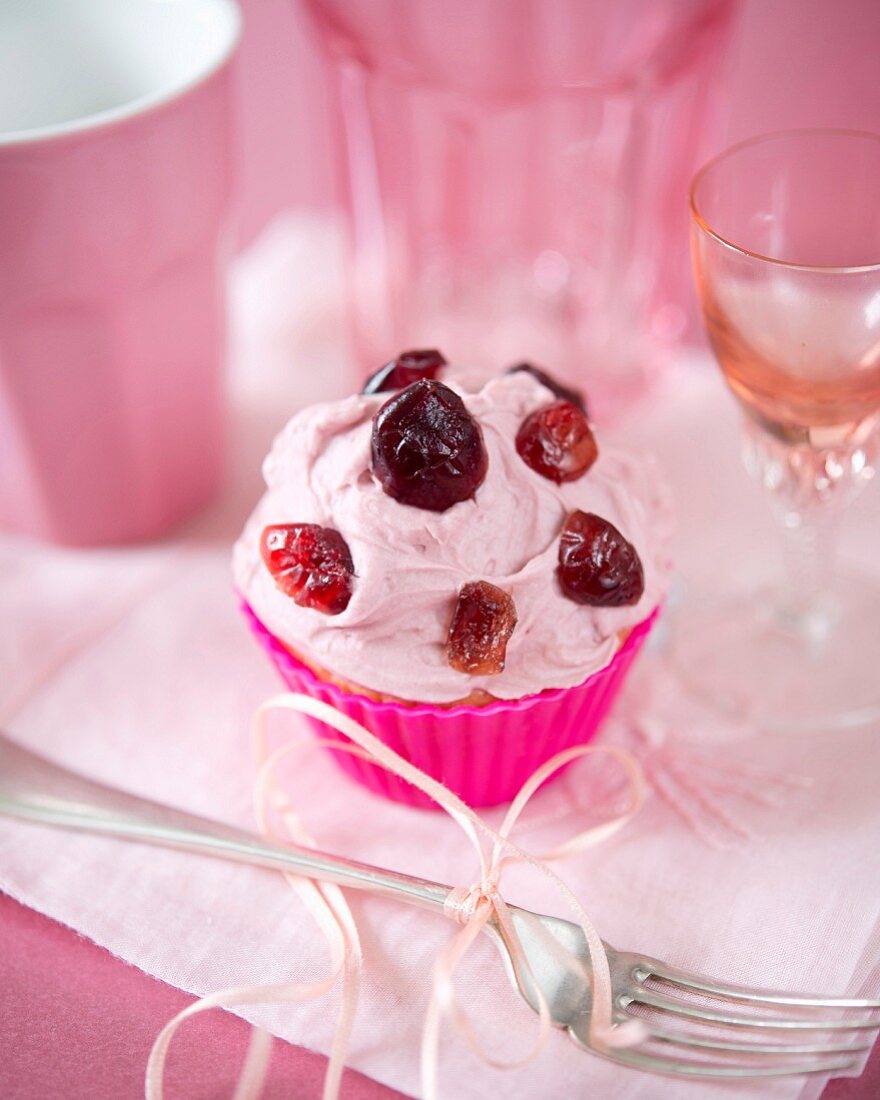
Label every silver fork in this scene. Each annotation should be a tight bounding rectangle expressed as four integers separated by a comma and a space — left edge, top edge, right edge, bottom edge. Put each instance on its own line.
0, 732, 877, 1081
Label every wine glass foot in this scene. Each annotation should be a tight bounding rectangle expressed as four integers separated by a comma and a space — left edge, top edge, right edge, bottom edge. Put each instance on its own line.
669, 572, 880, 733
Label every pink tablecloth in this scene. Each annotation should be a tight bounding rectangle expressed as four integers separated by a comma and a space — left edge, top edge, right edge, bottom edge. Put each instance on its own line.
0, 892, 401, 1100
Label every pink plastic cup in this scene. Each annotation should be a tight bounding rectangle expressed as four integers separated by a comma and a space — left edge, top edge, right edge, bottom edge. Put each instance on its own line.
242, 598, 658, 810
0, 0, 241, 546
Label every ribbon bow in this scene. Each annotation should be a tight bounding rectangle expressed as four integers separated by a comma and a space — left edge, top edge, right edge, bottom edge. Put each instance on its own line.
146, 693, 646, 1100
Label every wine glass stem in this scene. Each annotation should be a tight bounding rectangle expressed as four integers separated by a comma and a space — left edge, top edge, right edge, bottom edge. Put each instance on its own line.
774, 509, 835, 636
739, 415, 847, 642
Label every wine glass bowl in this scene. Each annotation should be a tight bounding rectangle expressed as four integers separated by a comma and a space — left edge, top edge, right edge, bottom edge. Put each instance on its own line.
675, 130, 880, 731
692, 131, 880, 439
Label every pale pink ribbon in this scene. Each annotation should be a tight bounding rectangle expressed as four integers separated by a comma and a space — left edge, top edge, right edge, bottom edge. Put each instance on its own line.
146, 692, 646, 1100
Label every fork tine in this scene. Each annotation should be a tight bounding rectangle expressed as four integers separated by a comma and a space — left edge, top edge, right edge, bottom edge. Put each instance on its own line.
638, 961, 880, 1011
568, 1014, 867, 1078
585, 1043, 860, 1079
645, 1026, 874, 1057
625, 989, 880, 1031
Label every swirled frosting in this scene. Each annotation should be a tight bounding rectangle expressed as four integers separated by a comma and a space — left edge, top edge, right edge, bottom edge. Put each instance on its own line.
234, 370, 673, 703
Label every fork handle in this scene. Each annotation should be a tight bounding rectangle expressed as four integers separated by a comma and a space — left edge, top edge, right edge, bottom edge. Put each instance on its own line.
0, 733, 453, 915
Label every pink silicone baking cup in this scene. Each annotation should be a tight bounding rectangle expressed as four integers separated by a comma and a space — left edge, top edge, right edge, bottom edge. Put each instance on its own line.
242, 599, 658, 811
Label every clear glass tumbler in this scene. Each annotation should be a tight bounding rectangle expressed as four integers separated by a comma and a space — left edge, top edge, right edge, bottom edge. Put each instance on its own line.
677, 130, 880, 731
300, 0, 738, 419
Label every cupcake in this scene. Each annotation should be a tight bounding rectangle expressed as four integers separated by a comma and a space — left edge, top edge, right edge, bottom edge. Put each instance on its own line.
234, 352, 672, 808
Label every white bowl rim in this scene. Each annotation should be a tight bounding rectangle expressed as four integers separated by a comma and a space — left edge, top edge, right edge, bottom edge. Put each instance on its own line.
0, 0, 242, 148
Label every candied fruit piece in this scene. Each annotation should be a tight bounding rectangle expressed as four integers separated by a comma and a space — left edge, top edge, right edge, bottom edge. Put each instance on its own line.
447, 581, 518, 675
557, 511, 644, 607
362, 348, 448, 395
371, 379, 488, 511
506, 362, 587, 415
261, 523, 354, 615
516, 400, 598, 483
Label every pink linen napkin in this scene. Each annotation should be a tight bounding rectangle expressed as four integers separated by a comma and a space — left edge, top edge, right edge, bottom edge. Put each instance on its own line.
1, 218, 879, 1100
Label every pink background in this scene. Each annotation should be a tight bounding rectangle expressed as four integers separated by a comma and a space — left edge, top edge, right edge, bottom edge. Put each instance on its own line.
231, 0, 880, 248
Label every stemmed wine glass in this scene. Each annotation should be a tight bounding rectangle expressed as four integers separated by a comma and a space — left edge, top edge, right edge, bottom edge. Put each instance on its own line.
674, 130, 880, 731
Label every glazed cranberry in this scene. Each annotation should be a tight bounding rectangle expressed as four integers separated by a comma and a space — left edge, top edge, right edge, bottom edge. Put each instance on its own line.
362, 349, 448, 395
371, 379, 488, 511
557, 511, 644, 607
506, 362, 587, 415
447, 581, 518, 675
516, 400, 598, 483
260, 523, 354, 615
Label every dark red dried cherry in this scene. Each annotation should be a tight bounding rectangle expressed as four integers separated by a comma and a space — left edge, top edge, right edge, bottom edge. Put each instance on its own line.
516, 400, 598, 483
506, 362, 587, 415
447, 581, 518, 675
557, 511, 644, 607
362, 349, 447, 395
261, 524, 354, 615
371, 379, 488, 512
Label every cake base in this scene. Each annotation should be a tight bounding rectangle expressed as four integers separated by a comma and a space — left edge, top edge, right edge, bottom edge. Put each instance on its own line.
242, 598, 659, 810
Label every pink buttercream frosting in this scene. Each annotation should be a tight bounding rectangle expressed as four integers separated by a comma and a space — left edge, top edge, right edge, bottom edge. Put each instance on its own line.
234, 369, 673, 703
